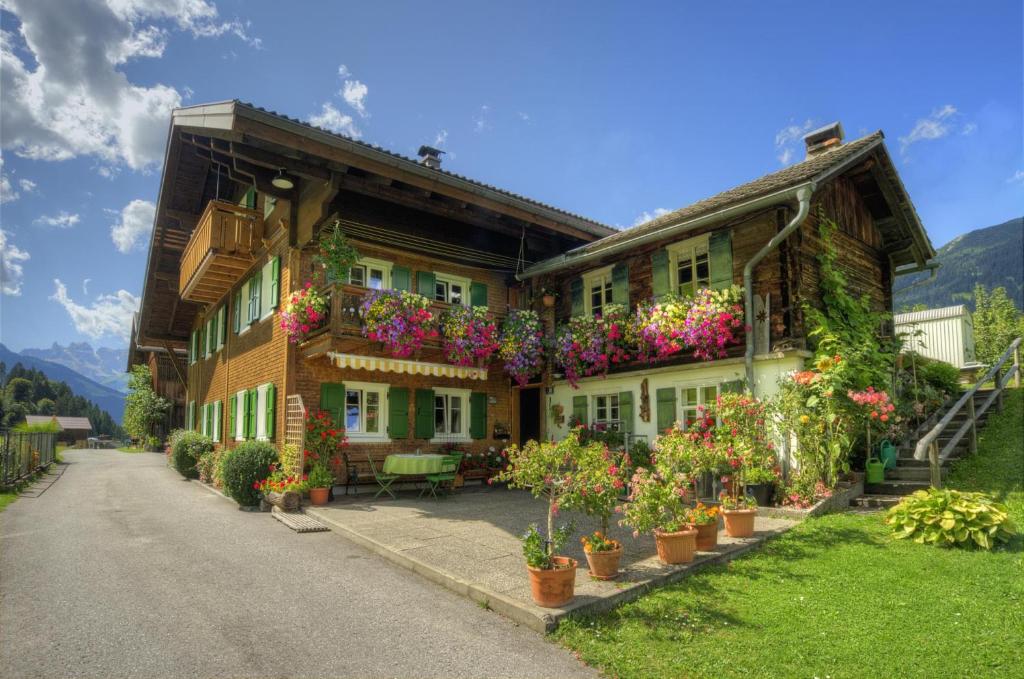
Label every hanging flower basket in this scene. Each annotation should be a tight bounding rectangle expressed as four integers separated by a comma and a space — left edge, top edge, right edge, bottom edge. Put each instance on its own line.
636, 294, 689, 362
314, 221, 360, 282
441, 305, 499, 367
552, 315, 607, 388
678, 286, 745, 360
499, 309, 545, 386
279, 282, 328, 343
359, 289, 438, 358
600, 303, 639, 366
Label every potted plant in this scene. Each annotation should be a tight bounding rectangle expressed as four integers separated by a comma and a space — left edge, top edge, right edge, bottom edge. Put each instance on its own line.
492, 432, 587, 607
255, 462, 307, 512
573, 442, 628, 578
620, 466, 697, 564
441, 305, 499, 368
359, 289, 438, 358
713, 391, 772, 537
849, 386, 895, 484
719, 489, 757, 537
552, 315, 607, 387
306, 462, 334, 506
279, 281, 329, 343
688, 502, 721, 551
538, 286, 558, 308
744, 466, 779, 507
579, 532, 622, 580
314, 221, 360, 282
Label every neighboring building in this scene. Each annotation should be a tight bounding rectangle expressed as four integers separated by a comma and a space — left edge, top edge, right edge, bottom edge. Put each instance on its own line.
894, 305, 979, 369
127, 312, 188, 440
25, 415, 93, 443
130, 107, 934, 470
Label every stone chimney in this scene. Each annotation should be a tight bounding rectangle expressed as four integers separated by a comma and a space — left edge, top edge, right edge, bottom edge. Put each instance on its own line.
803, 122, 844, 158
417, 145, 445, 169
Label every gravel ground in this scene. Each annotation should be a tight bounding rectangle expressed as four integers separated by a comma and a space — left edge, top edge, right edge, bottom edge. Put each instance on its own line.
0, 449, 595, 679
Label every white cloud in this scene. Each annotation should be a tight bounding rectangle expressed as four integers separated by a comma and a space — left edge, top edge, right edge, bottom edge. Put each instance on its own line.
341, 79, 369, 117
83, 279, 91, 295
337, 64, 351, 79
633, 207, 671, 226
0, 154, 25, 203
1007, 170, 1024, 185
110, 198, 156, 252
433, 129, 448, 147
774, 119, 815, 165
34, 211, 81, 228
0, 0, 258, 173
18, 178, 37, 193
898, 105, 958, 155
0, 230, 30, 296
50, 278, 140, 340
308, 103, 361, 138
473, 105, 491, 133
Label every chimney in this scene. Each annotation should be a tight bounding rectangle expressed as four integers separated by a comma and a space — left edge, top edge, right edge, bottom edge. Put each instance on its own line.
417, 145, 445, 169
803, 121, 844, 158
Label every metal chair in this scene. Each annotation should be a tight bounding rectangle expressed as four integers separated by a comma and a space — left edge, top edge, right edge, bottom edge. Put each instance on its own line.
367, 454, 399, 499
420, 452, 463, 499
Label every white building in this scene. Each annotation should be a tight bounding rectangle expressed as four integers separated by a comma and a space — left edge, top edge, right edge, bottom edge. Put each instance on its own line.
894, 305, 979, 369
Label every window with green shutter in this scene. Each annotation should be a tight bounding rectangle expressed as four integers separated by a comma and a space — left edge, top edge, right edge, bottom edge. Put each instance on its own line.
414, 388, 435, 439
618, 391, 634, 433
709, 230, 733, 290
247, 388, 258, 439
248, 273, 262, 323
416, 271, 436, 298
720, 378, 745, 394
198, 325, 206, 359
241, 186, 256, 209
655, 387, 677, 432
209, 311, 218, 353
651, 249, 670, 299
470, 282, 488, 308
387, 387, 409, 439
268, 256, 280, 310
391, 265, 410, 291
189, 330, 196, 364
320, 383, 345, 429
470, 392, 487, 439
186, 400, 195, 430
233, 287, 242, 333
569, 278, 584, 316
228, 394, 237, 439
572, 395, 588, 426
611, 262, 629, 308
265, 383, 276, 439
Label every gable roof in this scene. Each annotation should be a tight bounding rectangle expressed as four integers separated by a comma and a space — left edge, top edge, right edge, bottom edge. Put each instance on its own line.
894, 305, 970, 324
25, 415, 93, 431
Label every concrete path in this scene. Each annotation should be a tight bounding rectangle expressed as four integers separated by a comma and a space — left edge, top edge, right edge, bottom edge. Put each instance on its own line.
0, 450, 595, 679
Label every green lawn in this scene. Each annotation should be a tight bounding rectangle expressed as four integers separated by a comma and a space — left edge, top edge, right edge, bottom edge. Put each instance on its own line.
555, 389, 1023, 679
117, 447, 145, 454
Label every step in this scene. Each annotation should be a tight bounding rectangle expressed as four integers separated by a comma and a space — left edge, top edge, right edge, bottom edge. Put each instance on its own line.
864, 479, 930, 496
888, 466, 937, 481
851, 494, 903, 509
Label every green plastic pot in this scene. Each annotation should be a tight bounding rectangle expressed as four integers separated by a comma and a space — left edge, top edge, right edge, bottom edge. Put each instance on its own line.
879, 440, 898, 470
865, 459, 886, 484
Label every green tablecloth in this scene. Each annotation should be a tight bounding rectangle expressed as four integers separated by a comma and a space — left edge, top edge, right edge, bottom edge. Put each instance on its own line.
383, 454, 445, 475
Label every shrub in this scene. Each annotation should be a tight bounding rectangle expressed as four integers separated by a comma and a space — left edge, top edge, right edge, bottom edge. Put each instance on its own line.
219, 440, 279, 506
885, 488, 1016, 549
169, 430, 213, 479
916, 357, 961, 396
196, 449, 223, 485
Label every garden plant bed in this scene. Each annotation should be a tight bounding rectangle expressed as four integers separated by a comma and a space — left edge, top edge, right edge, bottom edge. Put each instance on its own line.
759, 473, 865, 520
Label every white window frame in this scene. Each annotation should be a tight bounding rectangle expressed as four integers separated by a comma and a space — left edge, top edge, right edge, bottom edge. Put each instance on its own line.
667, 234, 711, 298
212, 401, 221, 443
216, 306, 226, 351
347, 257, 393, 291
679, 382, 721, 429
256, 383, 270, 440
593, 393, 621, 431
341, 380, 389, 441
238, 279, 251, 336
235, 390, 246, 441
434, 272, 471, 307
431, 386, 471, 442
260, 260, 275, 321
582, 264, 614, 316
200, 403, 209, 437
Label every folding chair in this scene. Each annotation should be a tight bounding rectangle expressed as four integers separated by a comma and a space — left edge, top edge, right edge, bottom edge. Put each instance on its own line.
367, 454, 399, 499
420, 453, 463, 499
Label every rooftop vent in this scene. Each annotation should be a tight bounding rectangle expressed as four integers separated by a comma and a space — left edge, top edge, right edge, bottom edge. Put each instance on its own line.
417, 145, 445, 169
803, 121, 845, 158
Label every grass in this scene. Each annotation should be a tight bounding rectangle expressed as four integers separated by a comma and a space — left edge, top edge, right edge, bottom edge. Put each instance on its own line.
555, 389, 1023, 679
117, 447, 145, 454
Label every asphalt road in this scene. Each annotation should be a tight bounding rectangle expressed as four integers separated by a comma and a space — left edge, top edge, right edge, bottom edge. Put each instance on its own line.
0, 450, 595, 679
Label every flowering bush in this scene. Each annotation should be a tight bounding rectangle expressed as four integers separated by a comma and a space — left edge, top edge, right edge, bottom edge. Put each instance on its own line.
498, 309, 545, 386
686, 501, 720, 526
780, 471, 833, 508
360, 289, 438, 357
304, 408, 348, 471
580, 531, 621, 554
254, 462, 307, 494
441, 305, 499, 367
849, 386, 895, 424
679, 286, 745, 360
600, 303, 639, 366
279, 282, 328, 343
572, 439, 629, 534
619, 466, 693, 536
552, 315, 606, 387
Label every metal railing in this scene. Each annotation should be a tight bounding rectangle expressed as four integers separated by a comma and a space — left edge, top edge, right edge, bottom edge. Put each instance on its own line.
914, 336, 1021, 488
1, 431, 58, 488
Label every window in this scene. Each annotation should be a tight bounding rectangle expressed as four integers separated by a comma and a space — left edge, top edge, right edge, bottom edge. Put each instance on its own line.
434, 390, 466, 438
594, 394, 621, 430
211, 401, 221, 443
341, 382, 386, 438
256, 383, 269, 440
259, 257, 280, 320
669, 235, 711, 298
434, 273, 469, 306
582, 266, 614, 316
346, 257, 392, 290
681, 384, 720, 429
235, 390, 246, 441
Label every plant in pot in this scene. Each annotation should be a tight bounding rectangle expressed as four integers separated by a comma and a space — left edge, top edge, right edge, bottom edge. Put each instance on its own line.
688, 501, 721, 551
304, 408, 348, 501
306, 461, 335, 506
538, 285, 558, 308
713, 391, 773, 537
620, 466, 697, 565
573, 443, 629, 579
498, 310, 545, 387
314, 221, 361, 282
279, 282, 329, 343
441, 305, 499, 368
744, 465, 779, 507
254, 462, 307, 512
492, 432, 588, 608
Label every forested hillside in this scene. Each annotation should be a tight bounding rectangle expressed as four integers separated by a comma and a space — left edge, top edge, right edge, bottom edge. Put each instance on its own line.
1, 362, 122, 437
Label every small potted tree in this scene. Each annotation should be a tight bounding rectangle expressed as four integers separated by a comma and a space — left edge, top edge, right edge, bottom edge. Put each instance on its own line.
714, 392, 771, 538
573, 443, 628, 579
306, 461, 335, 506
493, 432, 585, 607
621, 466, 697, 564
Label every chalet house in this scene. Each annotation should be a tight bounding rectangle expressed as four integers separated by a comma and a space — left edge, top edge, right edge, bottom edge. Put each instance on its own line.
130, 104, 934, 468
25, 415, 92, 444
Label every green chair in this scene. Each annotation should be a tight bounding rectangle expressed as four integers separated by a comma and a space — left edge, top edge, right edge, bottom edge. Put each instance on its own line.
420, 453, 463, 500
367, 454, 399, 499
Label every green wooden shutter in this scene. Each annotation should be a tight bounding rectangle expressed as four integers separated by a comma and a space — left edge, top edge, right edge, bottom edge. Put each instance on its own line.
189, 330, 196, 363
391, 265, 410, 291
470, 392, 487, 439
210, 312, 218, 352
651, 249, 670, 299
470, 282, 488, 308
611, 262, 629, 307
414, 388, 435, 439
656, 387, 677, 432
214, 401, 222, 442
572, 395, 588, 426
709, 230, 733, 290
618, 391, 634, 434
269, 256, 280, 309
247, 388, 258, 439
720, 379, 745, 394
320, 383, 346, 428
198, 325, 206, 358
416, 271, 436, 298
265, 383, 276, 440
219, 305, 228, 345
250, 273, 262, 322
387, 387, 409, 439
241, 186, 256, 209
228, 394, 237, 439
570, 278, 584, 316
233, 288, 242, 333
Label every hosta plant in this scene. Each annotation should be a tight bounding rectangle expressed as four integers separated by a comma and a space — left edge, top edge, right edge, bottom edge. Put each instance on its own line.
499, 309, 545, 386
441, 305, 499, 367
885, 488, 1016, 549
359, 289, 438, 357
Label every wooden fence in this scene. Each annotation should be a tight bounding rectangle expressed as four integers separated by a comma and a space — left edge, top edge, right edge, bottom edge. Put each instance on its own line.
1, 431, 57, 488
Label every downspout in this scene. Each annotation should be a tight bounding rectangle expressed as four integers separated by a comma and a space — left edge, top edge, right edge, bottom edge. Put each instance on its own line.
743, 186, 814, 392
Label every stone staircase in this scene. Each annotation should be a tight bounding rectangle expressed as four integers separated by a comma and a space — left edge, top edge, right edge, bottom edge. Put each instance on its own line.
850, 390, 995, 509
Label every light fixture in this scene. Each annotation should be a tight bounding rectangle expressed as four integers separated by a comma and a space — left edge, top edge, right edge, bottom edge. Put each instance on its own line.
271, 169, 294, 190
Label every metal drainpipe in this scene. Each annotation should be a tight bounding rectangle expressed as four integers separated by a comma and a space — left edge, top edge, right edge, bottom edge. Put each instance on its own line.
743, 186, 814, 393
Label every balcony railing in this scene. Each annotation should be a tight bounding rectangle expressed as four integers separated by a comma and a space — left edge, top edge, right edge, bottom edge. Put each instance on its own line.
179, 200, 261, 304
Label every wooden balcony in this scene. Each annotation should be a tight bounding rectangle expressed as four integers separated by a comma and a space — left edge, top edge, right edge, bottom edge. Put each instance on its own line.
179, 200, 261, 304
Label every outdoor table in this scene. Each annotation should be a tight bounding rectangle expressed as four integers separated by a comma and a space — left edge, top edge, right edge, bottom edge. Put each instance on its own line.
382, 453, 446, 476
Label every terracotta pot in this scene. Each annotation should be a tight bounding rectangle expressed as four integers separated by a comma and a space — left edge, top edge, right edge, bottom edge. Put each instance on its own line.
527, 556, 577, 608
653, 527, 698, 564
694, 520, 719, 551
584, 546, 622, 580
308, 487, 330, 506
722, 508, 757, 538
542, 294, 556, 308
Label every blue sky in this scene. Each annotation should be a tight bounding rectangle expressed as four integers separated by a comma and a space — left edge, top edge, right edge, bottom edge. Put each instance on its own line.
0, 0, 1021, 353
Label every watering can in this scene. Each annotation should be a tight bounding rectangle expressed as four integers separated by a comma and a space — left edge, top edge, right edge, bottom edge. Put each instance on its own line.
879, 440, 898, 471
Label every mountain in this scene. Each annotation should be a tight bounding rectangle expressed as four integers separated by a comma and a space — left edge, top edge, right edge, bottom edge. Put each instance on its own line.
894, 217, 1024, 312
0, 343, 125, 423
21, 342, 129, 393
